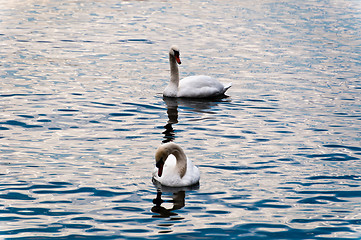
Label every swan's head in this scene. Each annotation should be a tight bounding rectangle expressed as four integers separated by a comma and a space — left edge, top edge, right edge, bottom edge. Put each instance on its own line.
155, 143, 170, 177
155, 142, 181, 177
169, 46, 181, 64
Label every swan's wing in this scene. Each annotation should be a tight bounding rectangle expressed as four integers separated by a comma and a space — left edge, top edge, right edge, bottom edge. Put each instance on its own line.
182, 158, 200, 185
178, 75, 229, 98
179, 75, 223, 90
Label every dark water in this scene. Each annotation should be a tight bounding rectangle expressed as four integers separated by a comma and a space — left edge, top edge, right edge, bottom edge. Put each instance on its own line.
1, 0, 361, 239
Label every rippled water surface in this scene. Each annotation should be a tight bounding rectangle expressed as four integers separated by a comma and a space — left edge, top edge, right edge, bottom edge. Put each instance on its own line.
1, 0, 361, 239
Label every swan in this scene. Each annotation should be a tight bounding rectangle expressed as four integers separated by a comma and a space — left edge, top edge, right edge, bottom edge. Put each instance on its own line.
163, 46, 232, 98
153, 142, 200, 187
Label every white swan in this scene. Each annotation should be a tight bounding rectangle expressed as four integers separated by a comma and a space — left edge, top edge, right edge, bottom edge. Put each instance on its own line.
163, 46, 232, 98
153, 142, 200, 187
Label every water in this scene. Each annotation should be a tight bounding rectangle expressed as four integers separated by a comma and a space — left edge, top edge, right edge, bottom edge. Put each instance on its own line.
1, 0, 361, 239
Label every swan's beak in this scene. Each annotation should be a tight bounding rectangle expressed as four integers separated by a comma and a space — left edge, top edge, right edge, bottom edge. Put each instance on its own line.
175, 56, 181, 64
156, 160, 164, 177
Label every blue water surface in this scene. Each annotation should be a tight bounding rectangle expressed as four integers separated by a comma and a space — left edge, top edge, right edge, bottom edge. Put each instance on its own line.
1, 0, 361, 239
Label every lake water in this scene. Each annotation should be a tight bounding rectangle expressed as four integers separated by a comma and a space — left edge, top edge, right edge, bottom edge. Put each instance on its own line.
1, 0, 361, 239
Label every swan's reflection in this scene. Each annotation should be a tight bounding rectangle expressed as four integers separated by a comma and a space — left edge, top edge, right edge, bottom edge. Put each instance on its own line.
151, 190, 185, 218
163, 96, 230, 114
162, 97, 178, 143
162, 97, 230, 143
151, 179, 199, 219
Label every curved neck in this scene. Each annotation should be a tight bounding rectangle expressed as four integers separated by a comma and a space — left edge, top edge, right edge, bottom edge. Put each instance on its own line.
171, 147, 187, 178
169, 55, 179, 86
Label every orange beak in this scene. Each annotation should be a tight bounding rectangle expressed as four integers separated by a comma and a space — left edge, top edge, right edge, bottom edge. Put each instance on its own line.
175, 56, 181, 64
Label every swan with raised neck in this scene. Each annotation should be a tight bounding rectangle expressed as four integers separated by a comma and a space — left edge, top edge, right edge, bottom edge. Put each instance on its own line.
163, 46, 232, 98
153, 142, 200, 187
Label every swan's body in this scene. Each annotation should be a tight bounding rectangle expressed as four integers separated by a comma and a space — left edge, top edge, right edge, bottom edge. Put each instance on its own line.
153, 142, 200, 187
163, 46, 231, 98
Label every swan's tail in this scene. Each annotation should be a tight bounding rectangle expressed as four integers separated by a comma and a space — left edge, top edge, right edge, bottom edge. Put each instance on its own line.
223, 83, 232, 94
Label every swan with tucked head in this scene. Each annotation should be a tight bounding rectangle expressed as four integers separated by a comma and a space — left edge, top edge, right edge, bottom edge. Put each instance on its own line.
153, 142, 200, 187
163, 46, 232, 98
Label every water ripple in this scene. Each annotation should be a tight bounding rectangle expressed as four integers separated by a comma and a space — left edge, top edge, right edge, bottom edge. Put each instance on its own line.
323, 144, 361, 152
0, 120, 42, 129
0, 207, 79, 216
0, 192, 35, 201
304, 153, 359, 161
33, 187, 130, 197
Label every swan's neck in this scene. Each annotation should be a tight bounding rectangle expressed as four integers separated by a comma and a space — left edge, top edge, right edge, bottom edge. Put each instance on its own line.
164, 55, 180, 97
172, 147, 187, 178
169, 55, 179, 85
